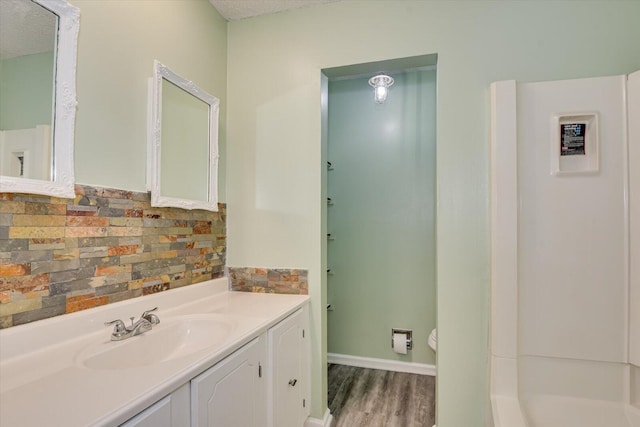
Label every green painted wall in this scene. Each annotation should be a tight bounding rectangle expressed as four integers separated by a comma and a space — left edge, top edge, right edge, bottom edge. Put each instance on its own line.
0, 52, 55, 130
70, 0, 227, 200
327, 70, 436, 365
226, 1, 640, 425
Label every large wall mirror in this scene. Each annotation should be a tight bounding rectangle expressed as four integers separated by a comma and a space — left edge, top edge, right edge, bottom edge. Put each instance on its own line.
0, 0, 79, 197
148, 61, 219, 211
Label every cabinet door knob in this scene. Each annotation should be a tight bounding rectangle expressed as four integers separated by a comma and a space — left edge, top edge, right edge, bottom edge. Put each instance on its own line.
288, 379, 297, 387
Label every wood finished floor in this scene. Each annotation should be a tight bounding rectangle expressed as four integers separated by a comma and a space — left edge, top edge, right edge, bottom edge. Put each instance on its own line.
328, 364, 436, 427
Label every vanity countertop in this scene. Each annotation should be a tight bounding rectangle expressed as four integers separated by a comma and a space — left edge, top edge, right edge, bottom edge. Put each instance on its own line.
0, 278, 309, 427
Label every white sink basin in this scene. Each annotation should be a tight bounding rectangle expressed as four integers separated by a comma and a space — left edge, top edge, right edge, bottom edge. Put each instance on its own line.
78, 315, 235, 370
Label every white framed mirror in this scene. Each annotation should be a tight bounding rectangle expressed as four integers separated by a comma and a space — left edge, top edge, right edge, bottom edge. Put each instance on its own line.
148, 61, 219, 211
0, 0, 79, 198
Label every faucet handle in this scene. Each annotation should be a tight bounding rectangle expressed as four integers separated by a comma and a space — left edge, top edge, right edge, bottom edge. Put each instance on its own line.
142, 307, 158, 316
104, 319, 127, 336
142, 307, 160, 325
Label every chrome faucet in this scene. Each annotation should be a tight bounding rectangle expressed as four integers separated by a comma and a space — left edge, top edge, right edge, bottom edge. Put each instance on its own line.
105, 307, 160, 341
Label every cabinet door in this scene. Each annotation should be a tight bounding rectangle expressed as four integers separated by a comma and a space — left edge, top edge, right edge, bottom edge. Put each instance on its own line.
191, 335, 267, 427
268, 307, 310, 427
120, 383, 189, 427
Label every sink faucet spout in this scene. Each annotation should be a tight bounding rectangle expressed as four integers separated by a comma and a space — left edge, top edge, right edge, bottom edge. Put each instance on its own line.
105, 309, 160, 341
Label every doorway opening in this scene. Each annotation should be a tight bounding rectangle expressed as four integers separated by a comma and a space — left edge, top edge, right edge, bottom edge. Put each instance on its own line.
321, 53, 438, 426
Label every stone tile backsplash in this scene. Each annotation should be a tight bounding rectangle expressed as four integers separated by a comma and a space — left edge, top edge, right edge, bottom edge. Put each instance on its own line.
0, 185, 226, 329
228, 267, 308, 295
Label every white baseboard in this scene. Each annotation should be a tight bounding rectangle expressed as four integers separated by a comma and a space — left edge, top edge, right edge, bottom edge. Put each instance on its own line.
328, 352, 436, 376
305, 408, 334, 427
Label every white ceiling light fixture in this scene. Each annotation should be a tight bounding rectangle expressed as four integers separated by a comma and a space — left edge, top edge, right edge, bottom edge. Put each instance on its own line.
368, 74, 394, 104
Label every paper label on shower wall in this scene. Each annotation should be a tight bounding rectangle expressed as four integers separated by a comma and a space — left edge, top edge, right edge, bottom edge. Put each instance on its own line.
560, 123, 586, 156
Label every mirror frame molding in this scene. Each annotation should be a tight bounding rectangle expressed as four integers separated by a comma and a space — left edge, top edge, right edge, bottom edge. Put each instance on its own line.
0, 0, 79, 198
148, 61, 220, 211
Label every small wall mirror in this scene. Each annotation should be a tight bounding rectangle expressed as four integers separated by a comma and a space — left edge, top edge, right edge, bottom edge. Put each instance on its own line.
0, 0, 79, 197
148, 61, 219, 211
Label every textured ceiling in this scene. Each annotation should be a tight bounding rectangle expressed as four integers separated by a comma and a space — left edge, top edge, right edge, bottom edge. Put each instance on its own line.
209, 0, 342, 21
0, 0, 57, 60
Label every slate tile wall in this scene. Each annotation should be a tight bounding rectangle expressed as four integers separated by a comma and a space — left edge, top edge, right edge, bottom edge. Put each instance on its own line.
0, 185, 226, 329
228, 267, 308, 295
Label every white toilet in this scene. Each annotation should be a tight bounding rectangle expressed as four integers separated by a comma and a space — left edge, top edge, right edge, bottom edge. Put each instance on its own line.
428, 328, 437, 352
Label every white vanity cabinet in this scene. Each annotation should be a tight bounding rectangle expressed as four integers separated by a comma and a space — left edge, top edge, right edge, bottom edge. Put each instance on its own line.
191, 335, 268, 427
120, 384, 190, 427
190, 306, 310, 427
119, 304, 310, 427
268, 307, 310, 427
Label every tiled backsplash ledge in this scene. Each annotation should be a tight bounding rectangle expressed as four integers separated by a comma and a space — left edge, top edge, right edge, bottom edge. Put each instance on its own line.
0, 185, 226, 329
228, 267, 308, 295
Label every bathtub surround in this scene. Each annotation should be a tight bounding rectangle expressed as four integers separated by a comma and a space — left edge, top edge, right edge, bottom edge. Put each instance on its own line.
0, 184, 226, 329
228, 267, 308, 295
490, 74, 640, 426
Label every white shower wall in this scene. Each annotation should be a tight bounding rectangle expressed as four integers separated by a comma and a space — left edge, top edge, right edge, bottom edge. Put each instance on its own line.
490, 70, 640, 427
517, 75, 627, 364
